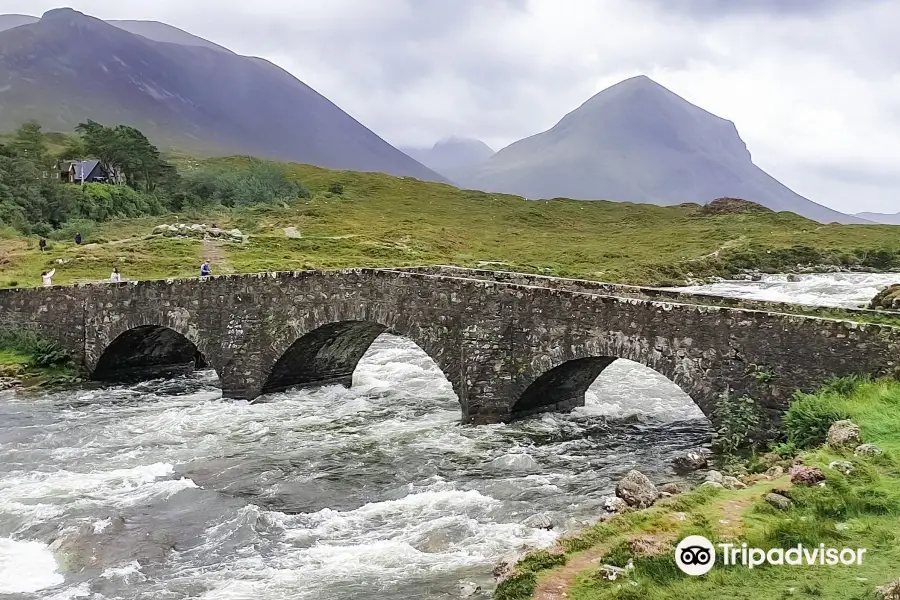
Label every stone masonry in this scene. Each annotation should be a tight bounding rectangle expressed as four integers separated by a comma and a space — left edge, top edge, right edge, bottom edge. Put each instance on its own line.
1, 267, 899, 425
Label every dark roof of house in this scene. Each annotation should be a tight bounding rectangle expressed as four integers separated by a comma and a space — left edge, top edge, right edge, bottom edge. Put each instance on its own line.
70, 160, 100, 180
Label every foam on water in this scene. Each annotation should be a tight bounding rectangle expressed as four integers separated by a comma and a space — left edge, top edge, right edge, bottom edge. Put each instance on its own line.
0, 538, 64, 593
674, 272, 900, 308
0, 333, 715, 599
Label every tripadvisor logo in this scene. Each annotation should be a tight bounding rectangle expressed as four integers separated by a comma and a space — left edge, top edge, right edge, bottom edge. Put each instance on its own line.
675, 535, 867, 576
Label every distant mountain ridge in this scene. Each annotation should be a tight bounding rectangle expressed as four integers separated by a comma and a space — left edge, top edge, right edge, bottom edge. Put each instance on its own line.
855, 212, 900, 225
0, 14, 37, 32
0, 8, 446, 182
459, 76, 862, 224
400, 136, 495, 181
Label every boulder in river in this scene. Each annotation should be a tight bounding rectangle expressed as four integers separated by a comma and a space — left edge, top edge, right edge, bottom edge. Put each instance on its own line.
658, 483, 681, 495
602, 495, 630, 513
671, 448, 710, 473
827, 420, 861, 449
869, 284, 900, 310
457, 581, 481, 597
0, 377, 21, 392
522, 512, 554, 530
490, 453, 539, 471
615, 470, 659, 508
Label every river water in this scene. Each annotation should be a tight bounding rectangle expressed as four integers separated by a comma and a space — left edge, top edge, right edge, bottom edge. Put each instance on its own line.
0, 273, 883, 599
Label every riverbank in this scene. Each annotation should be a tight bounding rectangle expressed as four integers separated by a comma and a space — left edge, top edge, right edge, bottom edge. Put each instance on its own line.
495, 377, 900, 599
0, 329, 79, 391
3, 158, 900, 289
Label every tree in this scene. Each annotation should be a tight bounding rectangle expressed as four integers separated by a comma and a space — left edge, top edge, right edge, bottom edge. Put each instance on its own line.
55, 135, 87, 162
75, 120, 175, 191
12, 120, 49, 168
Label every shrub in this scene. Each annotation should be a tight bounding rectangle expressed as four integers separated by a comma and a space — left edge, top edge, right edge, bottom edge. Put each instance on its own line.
181, 161, 310, 208
328, 182, 345, 195
0, 225, 20, 239
782, 392, 851, 449
0, 328, 73, 369
77, 183, 166, 221
713, 389, 762, 455
49, 218, 97, 243
790, 472, 900, 519
30, 221, 53, 237
819, 374, 872, 397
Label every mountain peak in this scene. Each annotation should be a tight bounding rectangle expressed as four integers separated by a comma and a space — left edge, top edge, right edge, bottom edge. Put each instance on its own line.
433, 136, 494, 153
41, 7, 83, 20
461, 76, 862, 224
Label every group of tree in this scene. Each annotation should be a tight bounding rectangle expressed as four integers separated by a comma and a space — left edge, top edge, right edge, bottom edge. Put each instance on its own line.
0, 120, 309, 236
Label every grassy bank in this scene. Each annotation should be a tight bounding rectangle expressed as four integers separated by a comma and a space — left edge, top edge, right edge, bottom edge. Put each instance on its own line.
2, 157, 900, 288
0, 329, 79, 387
496, 378, 900, 599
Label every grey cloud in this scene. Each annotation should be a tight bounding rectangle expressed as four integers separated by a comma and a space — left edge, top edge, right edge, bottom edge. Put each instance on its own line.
1, 0, 899, 212
641, 0, 888, 18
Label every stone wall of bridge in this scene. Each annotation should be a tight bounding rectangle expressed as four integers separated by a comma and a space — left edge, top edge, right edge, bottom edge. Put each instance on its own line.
1, 269, 899, 425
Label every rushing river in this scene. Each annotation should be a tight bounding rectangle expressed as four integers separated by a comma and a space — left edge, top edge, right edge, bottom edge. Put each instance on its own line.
0, 273, 877, 599
675, 272, 900, 308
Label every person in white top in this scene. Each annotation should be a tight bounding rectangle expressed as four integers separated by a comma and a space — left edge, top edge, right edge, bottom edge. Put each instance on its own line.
110, 267, 121, 283
41, 269, 55, 287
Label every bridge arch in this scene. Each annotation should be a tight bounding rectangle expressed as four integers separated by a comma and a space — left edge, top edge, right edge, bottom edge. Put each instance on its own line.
90, 324, 218, 383
510, 338, 716, 421
254, 317, 462, 408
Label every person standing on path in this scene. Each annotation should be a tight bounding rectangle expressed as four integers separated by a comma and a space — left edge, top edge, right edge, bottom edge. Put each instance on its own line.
74, 233, 82, 245
39, 238, 46, 252
200, 260, 211, 278
110, 267, 121, 283
41, 269, 55, 287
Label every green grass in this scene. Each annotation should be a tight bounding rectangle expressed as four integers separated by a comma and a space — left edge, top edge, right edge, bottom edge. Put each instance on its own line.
508, 378, 900, 600
0, 349, 30, 365
4, 156, 900, 289
0, 328, 79, 385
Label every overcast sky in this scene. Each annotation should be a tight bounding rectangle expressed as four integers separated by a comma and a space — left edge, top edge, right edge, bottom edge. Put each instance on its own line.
1, 0, 898, 213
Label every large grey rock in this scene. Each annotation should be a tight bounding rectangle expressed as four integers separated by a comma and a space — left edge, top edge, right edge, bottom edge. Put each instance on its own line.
602, 495, 630, 513
658, 483, 681, 495
855, 444, 884, 457
522, 512, 554, 530
704, 470, 724, 484
766, 493, 793, 511
490, 453, 539, 471
615, 470, 659, 508
827, 420, 862, 449
457, 582, 481, 597
789, 465, 826, 486
828, 460, 854, 476
876, 580, 900, 600
722, 476, 747, 490
672, 449, 710, 473
765, 465, 785, 479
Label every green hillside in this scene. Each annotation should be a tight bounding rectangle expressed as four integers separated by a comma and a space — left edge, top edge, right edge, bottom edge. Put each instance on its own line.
3, 156, 900, 290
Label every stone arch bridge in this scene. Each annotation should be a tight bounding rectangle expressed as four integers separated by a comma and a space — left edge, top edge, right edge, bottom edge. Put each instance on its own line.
1, 267, 898, 425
